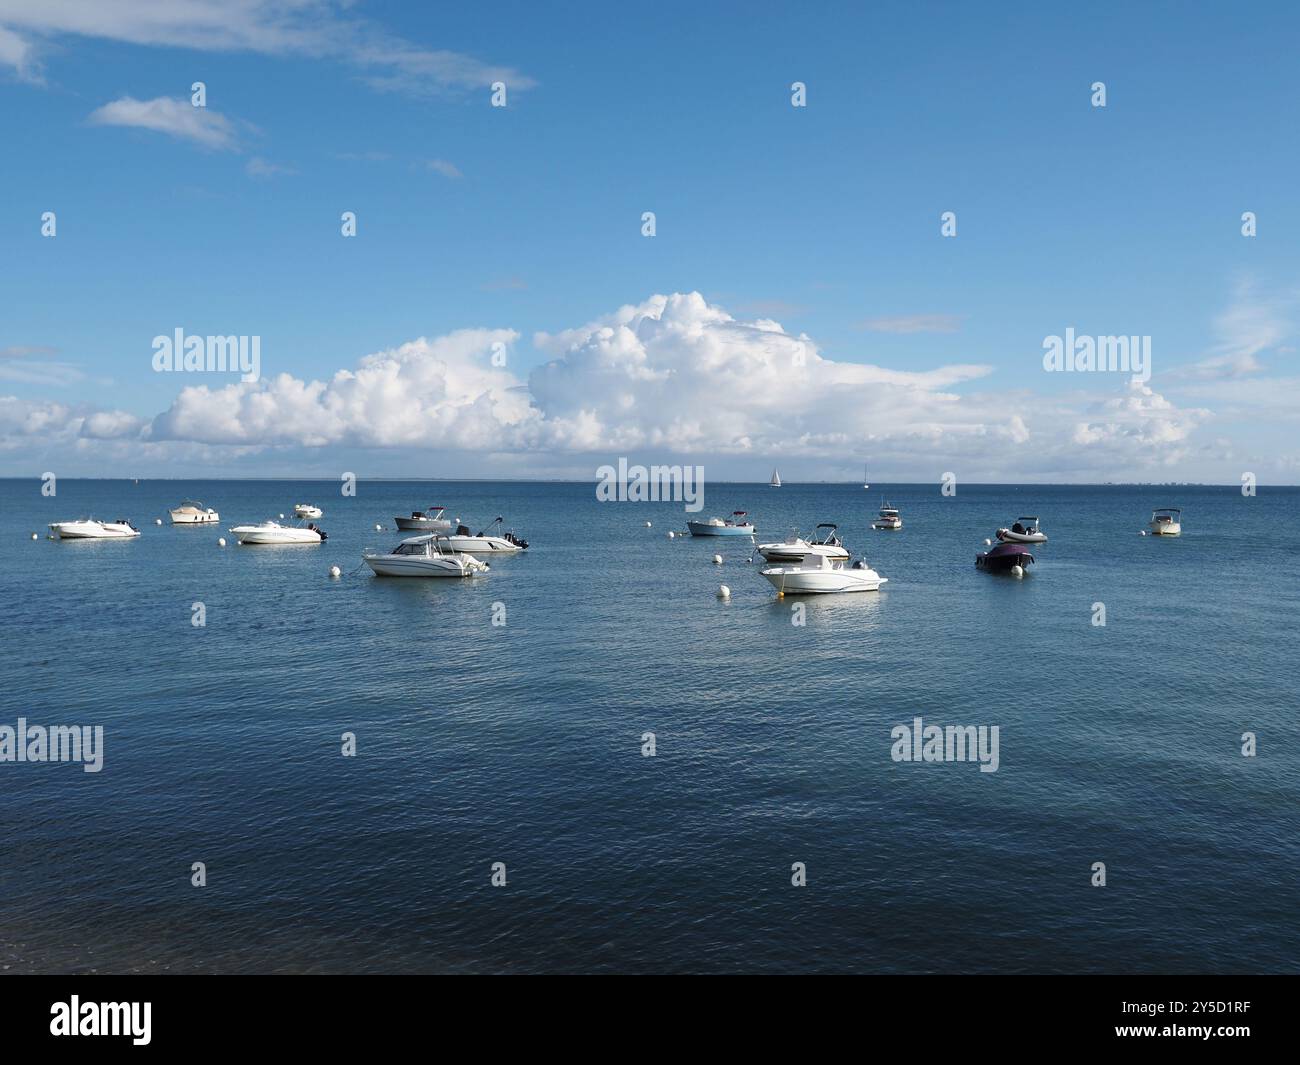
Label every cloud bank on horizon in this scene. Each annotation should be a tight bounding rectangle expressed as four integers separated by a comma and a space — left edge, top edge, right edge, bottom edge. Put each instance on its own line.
1, 291, 1243, 481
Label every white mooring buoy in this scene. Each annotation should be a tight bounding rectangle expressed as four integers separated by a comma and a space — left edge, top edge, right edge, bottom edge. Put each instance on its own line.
31, 532, 38, 540
155, 518, 163, 526
645, 521, 652, 528
329, 565, 341, 578
375, 523, 383, 531
667, 531, 675, 539
984, 538, 992, 546
218, 537, 227, 547
1011, 564, 1024, 578
712, 554, 722, 564
717, 584, 731, 599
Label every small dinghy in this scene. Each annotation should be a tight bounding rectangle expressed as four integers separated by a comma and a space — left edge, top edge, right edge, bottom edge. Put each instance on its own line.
996, 516, 1046, 543
976, 542, 1035, 574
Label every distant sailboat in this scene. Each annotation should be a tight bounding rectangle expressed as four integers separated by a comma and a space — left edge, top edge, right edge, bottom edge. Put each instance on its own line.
862, 464, 869, 489
770, 468, 781, 488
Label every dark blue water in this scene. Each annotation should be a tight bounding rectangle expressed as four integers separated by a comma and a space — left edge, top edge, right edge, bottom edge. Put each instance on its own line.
1, 479, 1297, 973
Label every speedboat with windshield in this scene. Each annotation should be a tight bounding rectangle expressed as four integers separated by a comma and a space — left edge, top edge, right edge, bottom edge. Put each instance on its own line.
293, 503, 323, 519
49, 518, 141, 539
440, 516, 529, 554
756, 523, 849, 562
228, 520, 326, 545
996, 516, 1046, 543
687, 511, 756, 537
394, 506, 452, 532
1148, 508, 1182, 536
760, 553, 887, 595
362, 534, 490, 577
872, 502, 902, 530
169, 501, 219, 524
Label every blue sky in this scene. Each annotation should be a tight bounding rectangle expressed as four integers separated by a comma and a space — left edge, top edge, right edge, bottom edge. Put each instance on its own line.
1, 1, 1298, 481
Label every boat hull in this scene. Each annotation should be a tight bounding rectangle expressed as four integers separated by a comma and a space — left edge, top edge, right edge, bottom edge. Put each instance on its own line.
230, 526, 322, 545
394, 516, 452, 531
760, 565, 887, 594
170, 510, 219, 524
756, 542, 849, 563
1149, 523, 1181, 536
363, 555, 485, 577
439, 534, 524, 554
996, 529, 1046, 543
49, 521, 140, 539
976, 546, 1035, 572
687, 522, 756, 537
873, 520, 903, 530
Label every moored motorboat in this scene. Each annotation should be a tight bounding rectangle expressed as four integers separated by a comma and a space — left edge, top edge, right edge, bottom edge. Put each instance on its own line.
440, 516, 528, 554
229, 520, 326, 545
394, 506, 452, 532
873, 502, 902, 530
1149, 508, 1182, 536
976, 542, 1035, 573
757, 523, 849, 562
996, 516, 1046, 543
363, 534, 489, 577
760, 553, 887, 595
49, 519, 141, 539
169, 501, 219, 524
293, 503, 323, 519
687, 511, 756, 537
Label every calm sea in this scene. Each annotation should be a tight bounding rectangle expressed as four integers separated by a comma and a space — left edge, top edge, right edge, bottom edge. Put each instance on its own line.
1, 479, 1297, 974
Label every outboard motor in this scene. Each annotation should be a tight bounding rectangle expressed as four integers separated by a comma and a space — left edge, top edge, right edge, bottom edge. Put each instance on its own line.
309, 523, 327, 541
505, 531, 529, 549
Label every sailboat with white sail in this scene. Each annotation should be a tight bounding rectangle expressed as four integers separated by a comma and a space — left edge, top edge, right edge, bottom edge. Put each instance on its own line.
770, 468, 781, 488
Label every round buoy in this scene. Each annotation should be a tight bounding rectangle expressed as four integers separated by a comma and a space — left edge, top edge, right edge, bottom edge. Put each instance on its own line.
1140, 530, 1147, 536
31, 532, 38, 540
155, 518, 163, 526
1011, 564, 1024, 578
278, 513, 285, 519
329, 565, 341, 578
667, 531, 675, 539
645, 521, 652, 528
984, 538, 992, 546
218, 537, 227, 547
717, 584, 731, 599
712, 554, 722, 564
375, 523, 382, 531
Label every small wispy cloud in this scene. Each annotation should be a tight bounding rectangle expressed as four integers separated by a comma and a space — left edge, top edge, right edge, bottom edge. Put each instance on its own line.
481, 277, 527, 292
859, 314, 963, 334
0, 344, 58, 358
1173, 278, 1296, 381
246, 156, 296, 179
426, 158, 463, 179
88, 95, 241, 151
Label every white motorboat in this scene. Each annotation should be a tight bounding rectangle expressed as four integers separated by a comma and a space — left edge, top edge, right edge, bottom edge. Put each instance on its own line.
873, 502, 903, 530
770, 468, 782, 488
757, 523, 850, 562
229, 520, 326, 545
687, 511, 756, 537
1149, 507, 1182, 536
293, 503, 323, 519
760, 554, 888, 595
394, 505, 452, 532
363, 534, 490, 577
996, 516, 1046, 543
49, 519, 141, 539
440, 516, 529, 554
169, 500, 219, 524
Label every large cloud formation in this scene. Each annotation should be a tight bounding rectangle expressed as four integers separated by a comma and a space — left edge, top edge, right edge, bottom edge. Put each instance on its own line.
3, 291, 1223, 479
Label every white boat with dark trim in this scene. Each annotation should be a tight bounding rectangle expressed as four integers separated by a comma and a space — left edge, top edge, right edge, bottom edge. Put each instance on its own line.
363, 534, 490, 577
440, 517, 529, 554
49, 519, 141, 539
293, 503, 323, 519
873, 502, 902, 530
394, 505, 452, 532
169, 500, 219, 524
996, 516, 1046, 543
687, 511, 756, 537
756, 523, 849, 563
1149, 507, 1182, 536
770, 468, 782, 488
228, 520, 326, 545
760, 553, 888, 595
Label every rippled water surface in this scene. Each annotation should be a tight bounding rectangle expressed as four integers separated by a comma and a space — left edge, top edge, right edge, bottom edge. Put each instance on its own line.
1, 479, 1297, 973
